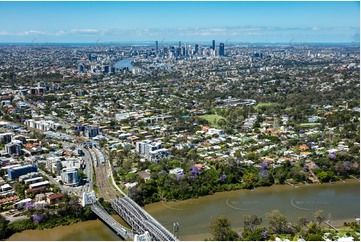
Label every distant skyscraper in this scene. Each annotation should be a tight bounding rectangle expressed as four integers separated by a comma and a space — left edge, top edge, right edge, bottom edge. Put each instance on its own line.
194, 44, 199, 54
212, 40, 215, 50
179, 41, 181, 48
155, 41, 159, 53
219, 43, 225, 56
176, 47, 181, 57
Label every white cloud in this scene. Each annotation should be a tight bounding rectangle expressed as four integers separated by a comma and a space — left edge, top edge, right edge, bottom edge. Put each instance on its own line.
69, 29, 102, 35
0, 30, 46, 36
0, 26, 358, 40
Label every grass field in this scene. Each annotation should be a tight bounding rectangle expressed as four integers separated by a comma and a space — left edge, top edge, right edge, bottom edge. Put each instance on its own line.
300, 123, 322, 127
199, 114, 225, 127
255, 102, 280, 109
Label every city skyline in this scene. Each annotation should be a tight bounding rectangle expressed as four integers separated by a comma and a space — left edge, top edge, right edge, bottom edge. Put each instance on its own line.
0, 1, 359, 43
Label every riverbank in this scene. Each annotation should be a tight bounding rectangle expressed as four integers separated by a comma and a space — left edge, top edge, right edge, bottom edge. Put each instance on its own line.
6, 215, 127, 241
144, 179, 360, 241
6, 180, 359, 241
145, 178, 359, 213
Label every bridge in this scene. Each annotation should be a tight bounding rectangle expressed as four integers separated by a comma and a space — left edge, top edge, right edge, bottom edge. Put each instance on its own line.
82, 191, 134, 240
82, 144, 177, 241
111, 195, 177, 241
83, 191, 177, 241
91, 202, 134, 240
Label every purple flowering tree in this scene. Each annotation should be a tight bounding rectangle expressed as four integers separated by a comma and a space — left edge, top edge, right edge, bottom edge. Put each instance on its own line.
158, 170, 167, 175
32, 214, 45, 223
328, 153, 336, 159
189, 166, 200, 177
24, 201, 33, 210
220, 174, 227, 182
259, 169, 270, 179
261, 230, 268, 239
341, 161, 352, 171
259, 162, 268, 170
175, 173, 184, 181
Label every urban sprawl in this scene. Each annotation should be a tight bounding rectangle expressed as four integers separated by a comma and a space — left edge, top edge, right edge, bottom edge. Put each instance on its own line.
0, 41, 359, 241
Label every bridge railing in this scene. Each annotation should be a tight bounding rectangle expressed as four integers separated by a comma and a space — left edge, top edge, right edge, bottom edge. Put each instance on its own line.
122, 196, 176, 240
111, 196, 177, 241
91, 202, 134, 240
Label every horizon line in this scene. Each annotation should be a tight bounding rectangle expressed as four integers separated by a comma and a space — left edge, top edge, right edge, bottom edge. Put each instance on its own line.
0, 41, 358, 45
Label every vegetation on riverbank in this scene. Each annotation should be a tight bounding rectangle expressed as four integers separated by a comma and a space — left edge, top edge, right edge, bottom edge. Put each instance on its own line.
0, 195, 97, 240
107, 90, 359, 206
111, 142, 359, 206
208, 209, 360, 241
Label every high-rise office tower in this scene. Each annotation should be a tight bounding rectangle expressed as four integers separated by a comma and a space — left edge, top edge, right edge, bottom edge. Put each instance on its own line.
179, 41, 181, 48
194, 44, 199, 54
176, 47, 181, 57
212, 40, 215, 50
155, 41, 159, 53
181, 47, 186, 56
219, 43, 225, 56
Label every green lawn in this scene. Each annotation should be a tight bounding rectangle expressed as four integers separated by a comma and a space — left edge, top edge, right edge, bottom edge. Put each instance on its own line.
199, 114, 225, 127
299, 123, 322, 127
255, 102, 280, 109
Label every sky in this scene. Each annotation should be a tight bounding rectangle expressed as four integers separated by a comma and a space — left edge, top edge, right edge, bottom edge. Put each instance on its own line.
0, 1, 359, 43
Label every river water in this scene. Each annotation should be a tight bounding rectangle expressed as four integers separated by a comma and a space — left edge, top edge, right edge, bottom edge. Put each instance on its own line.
114, 59, 135, 71
7, 180, 359, 241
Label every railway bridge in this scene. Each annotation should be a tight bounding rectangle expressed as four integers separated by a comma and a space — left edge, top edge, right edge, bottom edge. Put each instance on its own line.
82, 143, 177, 241
111, 195, 177, 241
83, 191, 177, 241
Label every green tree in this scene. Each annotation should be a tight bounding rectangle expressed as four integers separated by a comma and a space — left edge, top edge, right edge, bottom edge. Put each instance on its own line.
244, 152, 259, 162
0, 215, 9, 240
242, 172, 259, 189
298, 216, 309, 228
209, 215, 237, 241
313, 210, 325, 225
243, 214, 263, 233
266, 209, 288, 234
316, 171, 334, 183
306, 233, 323, 241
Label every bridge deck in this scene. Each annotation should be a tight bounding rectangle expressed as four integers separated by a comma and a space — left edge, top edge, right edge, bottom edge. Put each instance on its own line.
112, 196, 177, 241
90, 202, 134, 240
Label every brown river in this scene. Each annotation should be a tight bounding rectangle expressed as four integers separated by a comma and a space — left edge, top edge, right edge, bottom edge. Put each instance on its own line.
7, 180, 360, 241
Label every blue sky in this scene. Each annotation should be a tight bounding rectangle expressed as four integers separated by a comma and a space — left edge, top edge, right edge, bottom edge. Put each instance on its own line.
0, 1, 359, 43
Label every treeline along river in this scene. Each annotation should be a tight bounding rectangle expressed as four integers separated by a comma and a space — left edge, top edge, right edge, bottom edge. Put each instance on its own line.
7, 180, 359, 241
